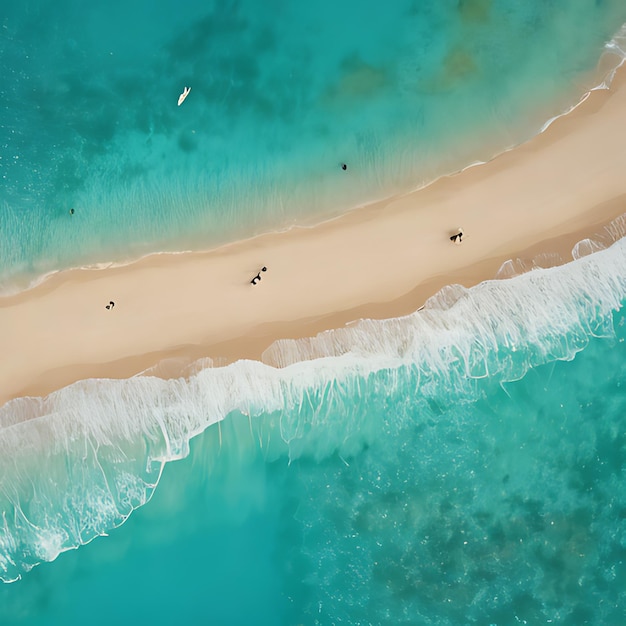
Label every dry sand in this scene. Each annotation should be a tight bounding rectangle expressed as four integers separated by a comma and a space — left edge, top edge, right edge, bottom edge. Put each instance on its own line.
2, 62, 626, 407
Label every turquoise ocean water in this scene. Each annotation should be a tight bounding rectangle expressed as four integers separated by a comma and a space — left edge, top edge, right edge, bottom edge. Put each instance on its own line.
1, 0, 626, 290
3, 1, 626, 625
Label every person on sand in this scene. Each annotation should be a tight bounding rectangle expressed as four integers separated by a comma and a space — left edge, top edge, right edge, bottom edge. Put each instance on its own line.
105, 301, 115, 309
450, 228, 464, 244
250, 266, 267, 285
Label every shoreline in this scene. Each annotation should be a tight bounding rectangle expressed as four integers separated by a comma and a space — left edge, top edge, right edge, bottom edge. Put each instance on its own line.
2, 63, 626, 407
4, 41, 625, 301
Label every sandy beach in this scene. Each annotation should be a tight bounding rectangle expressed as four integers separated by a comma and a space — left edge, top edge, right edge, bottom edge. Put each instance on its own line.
1, 61, 626, 407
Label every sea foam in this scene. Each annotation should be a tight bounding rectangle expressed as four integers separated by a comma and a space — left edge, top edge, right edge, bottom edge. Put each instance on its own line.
0, 229, 625, 582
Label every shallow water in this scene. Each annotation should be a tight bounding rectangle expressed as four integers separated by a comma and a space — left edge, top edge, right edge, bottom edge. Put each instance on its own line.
1, 0, 626, 288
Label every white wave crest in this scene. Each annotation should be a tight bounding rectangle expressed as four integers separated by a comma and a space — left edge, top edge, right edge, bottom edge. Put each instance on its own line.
264, 237, 626, 369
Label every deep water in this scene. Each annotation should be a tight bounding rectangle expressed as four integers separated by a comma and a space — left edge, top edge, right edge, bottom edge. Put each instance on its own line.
1, 0, 626, 288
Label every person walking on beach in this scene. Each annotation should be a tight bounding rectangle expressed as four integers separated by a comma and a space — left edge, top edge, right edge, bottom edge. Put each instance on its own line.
450, 228, 464, 244
251, 267, 267, 285
105, 301, 115, 310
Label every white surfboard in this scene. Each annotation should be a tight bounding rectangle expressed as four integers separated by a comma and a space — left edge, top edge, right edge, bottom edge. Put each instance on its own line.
178, 86, 191, 106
